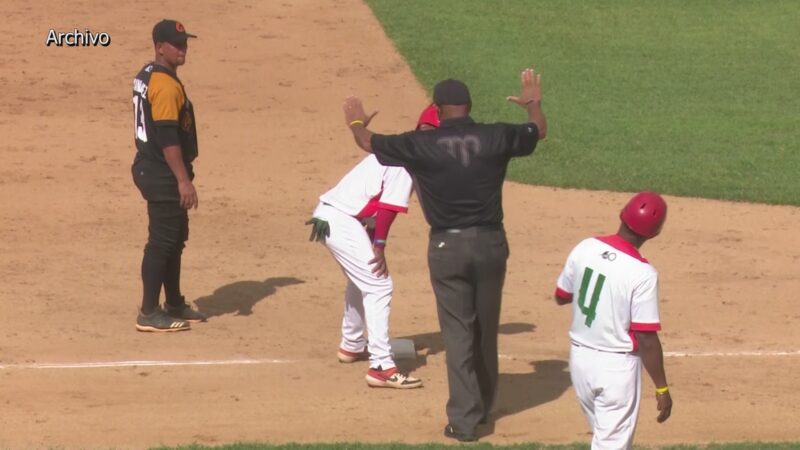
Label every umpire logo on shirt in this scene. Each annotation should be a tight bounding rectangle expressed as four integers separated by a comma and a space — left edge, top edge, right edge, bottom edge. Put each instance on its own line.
437, 135, 481, 167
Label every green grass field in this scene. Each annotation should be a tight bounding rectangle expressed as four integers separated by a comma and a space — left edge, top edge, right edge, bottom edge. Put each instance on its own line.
365, 0, 800, 205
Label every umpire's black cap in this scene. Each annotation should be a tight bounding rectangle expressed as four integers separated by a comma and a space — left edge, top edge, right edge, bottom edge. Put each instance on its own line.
433, 79, 472, 106
152, 19, 197, 44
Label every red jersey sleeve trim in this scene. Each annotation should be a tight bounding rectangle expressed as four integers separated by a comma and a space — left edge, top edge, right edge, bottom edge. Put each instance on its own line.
555, 287, 573, 301
355, 196, 380, 220
377, 202, 408, 214
629, 331, 639, 352
630, 322, 661, 332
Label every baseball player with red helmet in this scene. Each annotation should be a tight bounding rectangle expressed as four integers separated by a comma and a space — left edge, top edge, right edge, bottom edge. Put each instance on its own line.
554, 192, 673, 449
415, 103, 440, 130
305, 106, 439, 389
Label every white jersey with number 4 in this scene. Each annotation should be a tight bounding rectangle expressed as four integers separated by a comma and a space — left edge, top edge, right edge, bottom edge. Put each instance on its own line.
556, 235, 661, 353
319, 154, 413, 218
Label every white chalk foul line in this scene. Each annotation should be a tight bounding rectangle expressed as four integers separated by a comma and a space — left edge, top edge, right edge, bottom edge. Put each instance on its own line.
0, 358, 297, 370
5, 350, 800, 370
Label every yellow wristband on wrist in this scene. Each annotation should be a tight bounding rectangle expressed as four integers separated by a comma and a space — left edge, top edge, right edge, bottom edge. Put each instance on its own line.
655, 386, 669, 395
350, 120, 365, 127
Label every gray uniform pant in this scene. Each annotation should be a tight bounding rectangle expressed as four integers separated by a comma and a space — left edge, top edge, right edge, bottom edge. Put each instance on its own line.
427, 224, 509, 436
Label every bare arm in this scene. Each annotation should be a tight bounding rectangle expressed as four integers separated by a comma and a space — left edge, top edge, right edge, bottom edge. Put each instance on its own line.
343, 96, 378, 153
163, 145, 197, 209
350, 124, 374, 153
635, 331, 673, 423
507, 67, 547, 139
526, 99, 547, 139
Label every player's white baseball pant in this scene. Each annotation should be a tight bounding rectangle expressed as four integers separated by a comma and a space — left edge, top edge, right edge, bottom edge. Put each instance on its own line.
313, 202, 395, 370
569, 343, 642, 450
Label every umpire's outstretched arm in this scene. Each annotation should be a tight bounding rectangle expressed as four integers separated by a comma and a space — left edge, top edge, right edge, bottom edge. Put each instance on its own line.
506, 67, 547, 139
343, 96, 376, 152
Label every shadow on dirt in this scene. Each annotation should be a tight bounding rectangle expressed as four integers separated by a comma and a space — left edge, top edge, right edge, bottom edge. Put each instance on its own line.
492, 359, 571, 421
397, 322, 537, 371
193, 276, 304, 318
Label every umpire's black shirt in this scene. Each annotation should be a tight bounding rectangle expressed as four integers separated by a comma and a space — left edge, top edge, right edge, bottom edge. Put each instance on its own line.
372, 116, 539, 230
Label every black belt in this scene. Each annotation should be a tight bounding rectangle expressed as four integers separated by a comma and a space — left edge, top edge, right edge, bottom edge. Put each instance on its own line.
430, 223, 504, 237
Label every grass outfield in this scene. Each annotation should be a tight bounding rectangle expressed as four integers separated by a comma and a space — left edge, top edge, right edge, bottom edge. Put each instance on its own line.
157, 443, 800, 449
365, 0, 800, 206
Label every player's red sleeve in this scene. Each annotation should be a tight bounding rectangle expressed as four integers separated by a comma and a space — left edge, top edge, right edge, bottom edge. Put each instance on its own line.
630, 322, 661, 332
555, 287, 573, 302
372, 208, 397, 248
377, 202, 408, 213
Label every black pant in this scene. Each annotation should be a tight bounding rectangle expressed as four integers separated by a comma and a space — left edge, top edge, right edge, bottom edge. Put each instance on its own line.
427, 225, 509, 436
132, 160, 191, 314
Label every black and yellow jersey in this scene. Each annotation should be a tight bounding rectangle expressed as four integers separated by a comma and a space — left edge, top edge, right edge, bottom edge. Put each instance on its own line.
132, 63, 198, 167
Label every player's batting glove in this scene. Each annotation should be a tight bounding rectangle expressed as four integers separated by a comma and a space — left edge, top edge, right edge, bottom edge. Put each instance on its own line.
305, 218, 330, 243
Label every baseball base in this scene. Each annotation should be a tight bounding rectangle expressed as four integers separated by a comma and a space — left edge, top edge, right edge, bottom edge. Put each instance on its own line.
389, 338, 416, 360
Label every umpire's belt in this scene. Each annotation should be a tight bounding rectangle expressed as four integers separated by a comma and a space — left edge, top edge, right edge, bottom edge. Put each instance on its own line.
430, 223, 504, 238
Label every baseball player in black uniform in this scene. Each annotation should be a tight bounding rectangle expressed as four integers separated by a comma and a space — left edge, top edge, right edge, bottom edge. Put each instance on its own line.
342, 68, 547, 441
131, 19, 206, 332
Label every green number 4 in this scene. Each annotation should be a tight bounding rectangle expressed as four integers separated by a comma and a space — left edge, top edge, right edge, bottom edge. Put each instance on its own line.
577, 267, 606, 327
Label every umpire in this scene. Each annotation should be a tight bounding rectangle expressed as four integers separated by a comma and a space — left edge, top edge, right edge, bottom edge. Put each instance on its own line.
342, 68, 547, 441
131, 19, 206, 332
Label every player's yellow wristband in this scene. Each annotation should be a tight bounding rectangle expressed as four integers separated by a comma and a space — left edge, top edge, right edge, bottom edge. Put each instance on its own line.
655, 386, 669, 395
350, 120, 365, 127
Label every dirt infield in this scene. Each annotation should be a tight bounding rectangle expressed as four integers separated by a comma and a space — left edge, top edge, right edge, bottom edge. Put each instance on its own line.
2, 1, 800, 448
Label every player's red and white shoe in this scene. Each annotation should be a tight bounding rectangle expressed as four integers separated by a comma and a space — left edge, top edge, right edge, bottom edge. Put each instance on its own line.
365, 366, 422, 389
337, 348, 369, 363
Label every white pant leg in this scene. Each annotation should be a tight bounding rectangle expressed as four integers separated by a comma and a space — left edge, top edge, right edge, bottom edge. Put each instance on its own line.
592, 353, 640, 450
570, 344, 598, 431
570, 344, 641, 450
340, 279, 367, 352
314, 203, 395, 369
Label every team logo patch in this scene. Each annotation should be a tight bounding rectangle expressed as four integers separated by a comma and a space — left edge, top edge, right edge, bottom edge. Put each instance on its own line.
601, 251, 616, 261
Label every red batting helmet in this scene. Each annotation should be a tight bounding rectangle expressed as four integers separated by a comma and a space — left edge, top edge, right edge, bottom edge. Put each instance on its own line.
620, 192, 667, 238
416, 104, 440, 130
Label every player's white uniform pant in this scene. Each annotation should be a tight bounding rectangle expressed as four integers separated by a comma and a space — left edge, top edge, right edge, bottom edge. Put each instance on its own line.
569, 343, 642, 450
313, 202, 394, 370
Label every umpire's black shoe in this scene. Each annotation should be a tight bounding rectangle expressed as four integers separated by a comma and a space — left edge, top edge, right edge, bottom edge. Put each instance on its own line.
136, 308, 190, 332
166, 302, 207, 323
444, 424, 477, 442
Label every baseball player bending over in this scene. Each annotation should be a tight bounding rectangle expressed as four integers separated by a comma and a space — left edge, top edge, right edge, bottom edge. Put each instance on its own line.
555, 192, 673, 449
305, 105, 440, 389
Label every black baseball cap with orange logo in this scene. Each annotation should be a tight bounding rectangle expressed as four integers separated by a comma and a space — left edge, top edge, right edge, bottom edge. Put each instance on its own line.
152, 19, 197, 44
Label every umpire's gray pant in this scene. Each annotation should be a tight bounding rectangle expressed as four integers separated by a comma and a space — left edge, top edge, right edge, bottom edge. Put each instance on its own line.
428, 224, 509, 436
